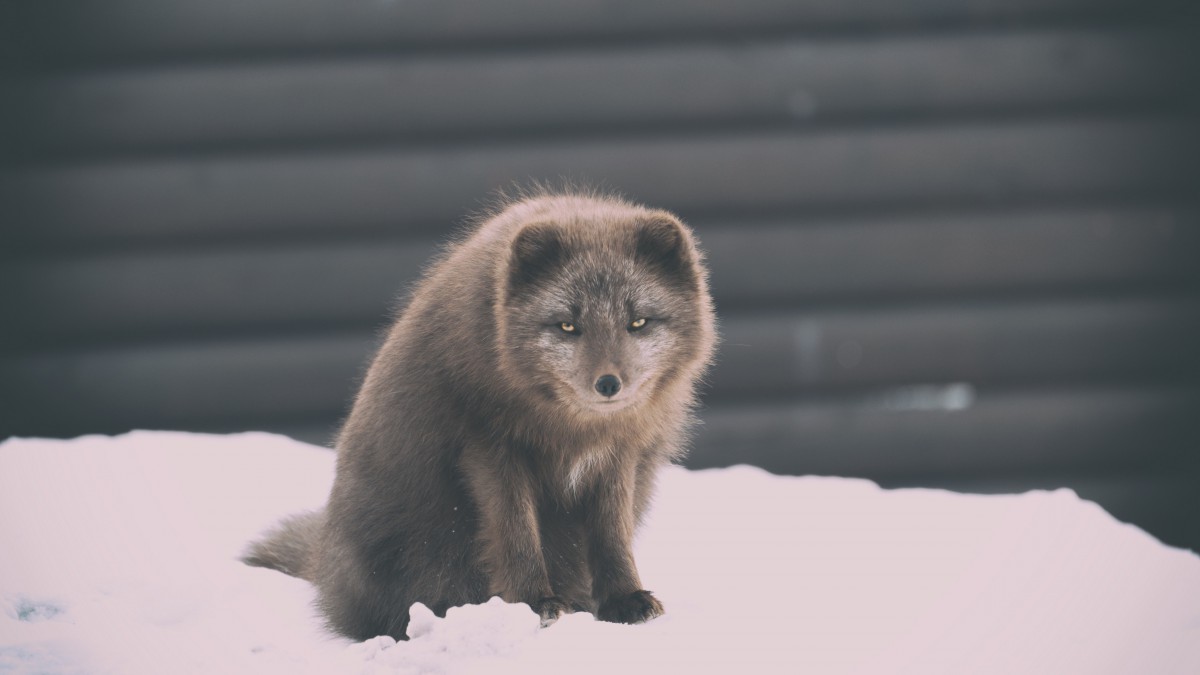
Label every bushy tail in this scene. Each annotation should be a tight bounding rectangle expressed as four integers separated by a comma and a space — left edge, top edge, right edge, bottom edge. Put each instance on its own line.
241, 510, 325, 580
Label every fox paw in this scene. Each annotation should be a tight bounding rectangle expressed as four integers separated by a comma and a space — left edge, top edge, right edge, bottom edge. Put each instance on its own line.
597, 590, 664, 624
530, 596, 570, 627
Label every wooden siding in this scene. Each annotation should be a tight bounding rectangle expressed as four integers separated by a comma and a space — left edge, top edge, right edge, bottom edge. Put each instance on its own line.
1, 0, 1196, 548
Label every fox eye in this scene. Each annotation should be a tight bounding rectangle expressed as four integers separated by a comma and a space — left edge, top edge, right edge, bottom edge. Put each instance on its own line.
559, 322, 577, 334
629, 318, 648, 331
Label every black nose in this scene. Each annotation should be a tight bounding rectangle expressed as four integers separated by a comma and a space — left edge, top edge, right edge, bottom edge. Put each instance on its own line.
594, 374, 622, 397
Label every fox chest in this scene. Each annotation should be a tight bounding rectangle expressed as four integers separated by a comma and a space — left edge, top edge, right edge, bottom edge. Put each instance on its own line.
559, 447, 612, 500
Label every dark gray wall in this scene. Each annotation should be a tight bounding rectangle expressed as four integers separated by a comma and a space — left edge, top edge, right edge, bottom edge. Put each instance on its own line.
2, 1, 1197, 548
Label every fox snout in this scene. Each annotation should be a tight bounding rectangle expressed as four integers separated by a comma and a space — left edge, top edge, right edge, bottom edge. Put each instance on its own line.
594, 374, 622, 397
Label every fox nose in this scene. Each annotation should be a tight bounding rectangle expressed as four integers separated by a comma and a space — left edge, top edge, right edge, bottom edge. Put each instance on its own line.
594, 374, 622, 398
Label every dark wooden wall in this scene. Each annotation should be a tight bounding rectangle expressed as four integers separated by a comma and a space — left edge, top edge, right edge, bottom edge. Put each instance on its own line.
2, 1, 1197, 548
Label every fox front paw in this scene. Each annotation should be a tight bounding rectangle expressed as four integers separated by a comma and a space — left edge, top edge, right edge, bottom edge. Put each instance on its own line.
530, 596, 570, 627
597, 589, 664, 624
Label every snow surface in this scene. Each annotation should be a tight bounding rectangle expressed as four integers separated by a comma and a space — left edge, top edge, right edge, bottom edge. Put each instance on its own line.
1, 430, 1198, 674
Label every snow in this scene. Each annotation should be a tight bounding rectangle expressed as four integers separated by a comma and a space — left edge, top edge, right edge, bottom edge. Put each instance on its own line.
1, 431, 1198, 674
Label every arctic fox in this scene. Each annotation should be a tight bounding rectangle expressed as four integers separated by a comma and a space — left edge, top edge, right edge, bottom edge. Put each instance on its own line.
243, 190, 718, 640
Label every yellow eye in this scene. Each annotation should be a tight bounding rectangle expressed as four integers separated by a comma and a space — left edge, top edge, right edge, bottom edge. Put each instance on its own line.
629, 318, 647, 330
559, 322, 576, 333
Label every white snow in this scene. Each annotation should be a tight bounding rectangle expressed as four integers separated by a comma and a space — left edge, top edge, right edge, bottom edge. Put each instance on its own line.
1, 430, 1198, 674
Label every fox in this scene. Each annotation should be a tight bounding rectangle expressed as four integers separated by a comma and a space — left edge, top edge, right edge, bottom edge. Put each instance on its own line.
243, 189, 718, 641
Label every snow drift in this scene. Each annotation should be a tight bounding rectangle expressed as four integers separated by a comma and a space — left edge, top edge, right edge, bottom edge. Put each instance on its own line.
1, 431, 1197, 674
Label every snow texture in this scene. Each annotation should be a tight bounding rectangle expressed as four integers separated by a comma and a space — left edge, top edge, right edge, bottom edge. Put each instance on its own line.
1, 430, 1198, 674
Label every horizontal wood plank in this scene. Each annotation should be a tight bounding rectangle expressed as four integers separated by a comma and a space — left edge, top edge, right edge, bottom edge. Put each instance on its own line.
700, 205, 1200, 306
3, 205, 1197, 349
4, 117, 1194, 251
10, 29, 1188, 157
8, 0, 1162, 65
0, 333, 376, 435
4, 350, 1192, 482
2, 296, 1196, 435
710, 297, 1200, 396
691, 387, 1200, 481
0, 241, 439, 348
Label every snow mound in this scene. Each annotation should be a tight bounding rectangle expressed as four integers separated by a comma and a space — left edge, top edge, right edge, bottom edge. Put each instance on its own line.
1, 430, 1198, 674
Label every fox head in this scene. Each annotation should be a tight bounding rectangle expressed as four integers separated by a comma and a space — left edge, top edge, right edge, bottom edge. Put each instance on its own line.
495, 196, 716, 417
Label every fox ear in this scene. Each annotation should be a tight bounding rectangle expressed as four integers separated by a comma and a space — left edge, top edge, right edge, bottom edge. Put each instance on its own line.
635, 213, 695, 282
509, 222, 566, 288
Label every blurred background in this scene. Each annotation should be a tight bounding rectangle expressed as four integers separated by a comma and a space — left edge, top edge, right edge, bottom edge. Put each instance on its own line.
1, 1, 1197, 548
